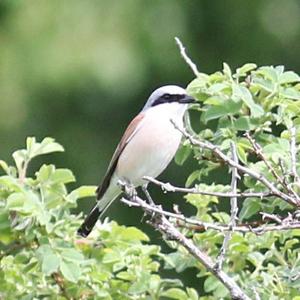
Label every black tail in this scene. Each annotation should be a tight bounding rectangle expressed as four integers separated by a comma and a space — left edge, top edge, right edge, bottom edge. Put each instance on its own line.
77, 205, 101, 237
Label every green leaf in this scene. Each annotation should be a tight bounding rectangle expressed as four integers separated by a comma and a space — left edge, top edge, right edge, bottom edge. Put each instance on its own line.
175, 144, 192, 165
207, 83, 228, 94
234, 116, 251, 131
116, 271, 135, 281
120, 227, 149, 242
0, 160, 9, 174
203, 99, 242, 122
233, 84, 264, 118
0, 176, 22, 192
128, 272, 151, 294
235, 63, 257, 77
37, 245, 60, 276
186, 288, 199, 300
42, 253, 60, 276
12, 149, 27, 174
236, 143, 247, 164
247, 252, 265, 268
161, 288, 188, 300
50, 169, 75, 184
279, 71, 300, 84
0, 211, 11, 230
281, 87, 300, 100
102, 250, 121, 264
60, 260, 81, 283
257, 66, 280, 82
239, 198, 261, 220
29, 137, 64, 158
252, 77, 274, 93
6, 193, 25, 210
204, 276, 223, 293
223, 62, 232, 78
186, 170, 201, 187
185, 192, 218, 210
67, 185, 96, 202
60, 248, 84, 263
164, 252, 196, 273
0, 211, 13, 244
203, 105, 226, 122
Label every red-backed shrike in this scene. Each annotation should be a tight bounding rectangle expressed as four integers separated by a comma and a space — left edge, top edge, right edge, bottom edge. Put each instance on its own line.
78, 85, 195, 237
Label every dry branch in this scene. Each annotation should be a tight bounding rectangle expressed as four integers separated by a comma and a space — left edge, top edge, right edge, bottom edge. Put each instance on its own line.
171, 120, 299, 207
215, 142, 239, 270
144, 176, 272, 198
120, 185, 251, 300
175, 37, 199, 77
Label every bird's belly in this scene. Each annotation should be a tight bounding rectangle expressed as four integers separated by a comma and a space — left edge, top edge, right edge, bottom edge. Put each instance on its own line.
116, 118, 182, 186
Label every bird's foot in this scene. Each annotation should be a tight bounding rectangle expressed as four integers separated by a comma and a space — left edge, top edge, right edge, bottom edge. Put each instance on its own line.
142, 183, 155, 205
118, 179, 137, 201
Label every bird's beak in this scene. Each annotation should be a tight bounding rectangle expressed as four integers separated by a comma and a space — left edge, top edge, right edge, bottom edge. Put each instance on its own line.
179, 95, 196, 104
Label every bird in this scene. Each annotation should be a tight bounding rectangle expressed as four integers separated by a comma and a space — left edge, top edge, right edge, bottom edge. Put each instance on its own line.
77, 85, 195, 237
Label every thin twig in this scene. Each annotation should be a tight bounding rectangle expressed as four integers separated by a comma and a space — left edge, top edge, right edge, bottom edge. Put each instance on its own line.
246, 131, 300, 202
52, 273, 72, 300
252, 286, 261, 300
171, 120, 299, 207
144, 176, 272, 198
0, 241, 29, 259
278, 158, 290, 188
19, 160, 29, 183
120, 197, 300, 234
260, 212, 282, 224
290, 126, 300, 184
215, 142, 239, 270
175, 37, 199, 77
245, 132, 286, 187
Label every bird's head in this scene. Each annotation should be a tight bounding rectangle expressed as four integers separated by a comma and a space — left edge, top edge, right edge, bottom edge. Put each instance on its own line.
142, 85, 195, 112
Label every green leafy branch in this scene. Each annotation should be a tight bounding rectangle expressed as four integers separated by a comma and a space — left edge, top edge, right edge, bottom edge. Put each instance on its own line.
0, 137, 197, 300
118, 38, 300, 299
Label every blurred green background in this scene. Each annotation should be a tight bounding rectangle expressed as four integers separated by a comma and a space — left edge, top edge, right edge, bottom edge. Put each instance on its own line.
1, 0, 300, 265
1, 0, 300, 220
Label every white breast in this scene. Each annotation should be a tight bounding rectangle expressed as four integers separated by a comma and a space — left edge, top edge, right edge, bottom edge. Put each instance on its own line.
116, 102, 186, 186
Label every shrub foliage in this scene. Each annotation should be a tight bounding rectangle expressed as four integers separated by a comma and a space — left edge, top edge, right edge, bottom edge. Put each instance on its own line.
1, 63, 300, 299
0, 138, 196, 299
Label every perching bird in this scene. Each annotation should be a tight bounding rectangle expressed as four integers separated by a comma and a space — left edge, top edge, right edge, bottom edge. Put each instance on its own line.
77, 85, 195, 237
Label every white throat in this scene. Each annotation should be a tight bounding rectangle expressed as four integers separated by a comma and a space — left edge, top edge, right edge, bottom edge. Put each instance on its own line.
146, 102, 188, 121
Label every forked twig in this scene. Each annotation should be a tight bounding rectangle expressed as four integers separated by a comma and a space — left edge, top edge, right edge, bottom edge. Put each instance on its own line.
171, 120, 299, 207
215, 142, 239, 270
119, 183, 251, 300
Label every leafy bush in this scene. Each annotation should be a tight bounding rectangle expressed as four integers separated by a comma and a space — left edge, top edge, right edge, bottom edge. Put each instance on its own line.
1, 63, 300, 300
0, 138, 196, 299
169, 63, 300, 299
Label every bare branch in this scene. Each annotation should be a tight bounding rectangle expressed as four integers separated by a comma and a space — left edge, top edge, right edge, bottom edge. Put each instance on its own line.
290, 126, 300, 184
246, 131, 300, 201
252, 286, 261, 300
278, 158, 290, 188
150, 210, 251, 300
19, 160, 29, 183
120, 197, 300, 234
175, 37, 200, 77
245, 132, 286, 187
144, 176, 272, 198
260, 212, 282, 224
171, 120, 299, 207
216, 142, 239, 270
120, 185, 251, 300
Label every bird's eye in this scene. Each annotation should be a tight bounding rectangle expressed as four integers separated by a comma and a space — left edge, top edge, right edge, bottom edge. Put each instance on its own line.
163, 94, 171, 100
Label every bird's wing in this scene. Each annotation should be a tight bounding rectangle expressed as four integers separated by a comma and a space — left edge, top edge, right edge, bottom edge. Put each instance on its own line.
96, 112, 145, 199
